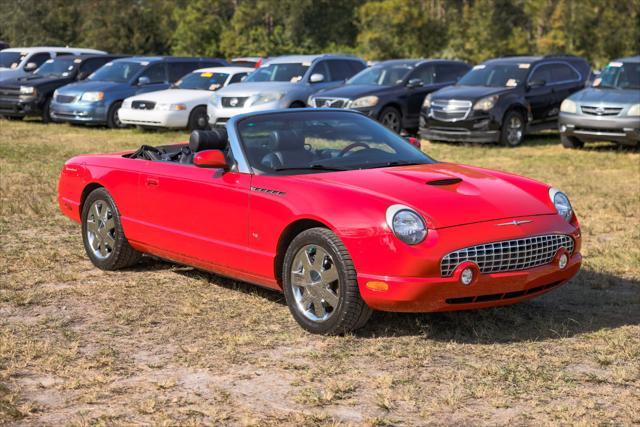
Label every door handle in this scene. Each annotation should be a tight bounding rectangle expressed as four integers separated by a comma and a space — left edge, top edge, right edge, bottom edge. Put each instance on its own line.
145, 177, 159, 187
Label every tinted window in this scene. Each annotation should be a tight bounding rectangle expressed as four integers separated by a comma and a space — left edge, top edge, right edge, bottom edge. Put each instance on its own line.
435, 63, 468, 83
348, 63, 413, 86
28, 53, 52, 68
551, 63, 579, 83
459, 63, 529, 87
326, 60, 353, 81
140, 63, 167, 84
596, 61, 640, 90
348, 60, 366, 75
168, 62, 200, 82
409, 64, 436, 84
310, 61, 330, 81
78, 58, 111, 79
55, 52, 73, 57
229, 72, 247, 84
529, 64, 553, 84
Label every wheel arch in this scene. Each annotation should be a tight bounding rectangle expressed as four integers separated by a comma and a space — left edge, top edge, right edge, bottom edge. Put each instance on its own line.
378, 102, 403, 119
80, 182, 104, 216
274, 218, 332, 285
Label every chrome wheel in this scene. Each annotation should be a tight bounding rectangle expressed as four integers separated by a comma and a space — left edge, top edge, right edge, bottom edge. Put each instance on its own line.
506, 115, 524, 145
290, 244, 340, 322
86, 200, 116, 260
381, 109, 401, 133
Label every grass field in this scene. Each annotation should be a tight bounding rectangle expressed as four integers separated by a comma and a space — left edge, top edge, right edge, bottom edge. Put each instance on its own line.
1, 118, 639, 426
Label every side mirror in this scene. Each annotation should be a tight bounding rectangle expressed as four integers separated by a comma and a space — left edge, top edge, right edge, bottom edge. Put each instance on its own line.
24, 62, 38, 72
309, 73, 325, 83
406, 137, 421, 149
137, 76, 151, 86
193, 149, 227, 169
406, 78, 424, 89
528, 79, 546, 89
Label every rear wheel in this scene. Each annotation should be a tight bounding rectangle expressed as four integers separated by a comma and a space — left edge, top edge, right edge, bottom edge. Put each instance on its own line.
283, 228, 372, 335
106, 101, 126, 129
187, 106, 209, 131
561, 134, 584, 149
81, 188, 141, 270
500, 110, 525, 146
42, 97, 52, 123
379, 106, 402, 133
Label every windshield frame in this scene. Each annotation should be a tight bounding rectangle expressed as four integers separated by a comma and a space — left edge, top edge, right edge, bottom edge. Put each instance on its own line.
232, 110, 436, 176
346, 63, 415, 87
88, 60, 145, 83
457, 63, 530, 88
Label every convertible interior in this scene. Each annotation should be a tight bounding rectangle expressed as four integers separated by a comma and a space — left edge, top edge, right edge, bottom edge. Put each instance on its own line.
125, 129, 230, 164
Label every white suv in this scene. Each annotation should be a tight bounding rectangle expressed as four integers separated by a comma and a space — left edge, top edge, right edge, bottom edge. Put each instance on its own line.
0, 47, 106, 82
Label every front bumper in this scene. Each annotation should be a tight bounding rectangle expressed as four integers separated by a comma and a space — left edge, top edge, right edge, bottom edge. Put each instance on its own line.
0, 96, 41, 117
119, 107, 189, 128
419, 111, 502, 143
50, 100, 108, 124
559, 112, 640, 145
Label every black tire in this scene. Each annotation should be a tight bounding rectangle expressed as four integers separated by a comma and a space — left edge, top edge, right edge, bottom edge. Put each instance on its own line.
187, 106, 209, 131
106, 101, 126, 129
81, 188, 141, 270
282, 228, 372, 335
289, 101, 305, 108
42, 97, 52, 124
500, 110, 526, 147
561, 134, 584, 149
379, 106, 402, 134
3, 115, 23, 120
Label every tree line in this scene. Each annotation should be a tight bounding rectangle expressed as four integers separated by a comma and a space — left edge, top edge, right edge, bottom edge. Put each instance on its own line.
1, 0, 638, 68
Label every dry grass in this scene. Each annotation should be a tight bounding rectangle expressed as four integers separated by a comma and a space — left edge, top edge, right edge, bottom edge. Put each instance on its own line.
1, 118, 639, 426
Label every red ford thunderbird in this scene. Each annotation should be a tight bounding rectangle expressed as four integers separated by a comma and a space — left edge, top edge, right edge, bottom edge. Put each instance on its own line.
58, 109, 582, 334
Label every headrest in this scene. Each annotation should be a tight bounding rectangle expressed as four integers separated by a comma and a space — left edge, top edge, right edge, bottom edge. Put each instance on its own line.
270, 130, 304, 151
189, 129, 228, 152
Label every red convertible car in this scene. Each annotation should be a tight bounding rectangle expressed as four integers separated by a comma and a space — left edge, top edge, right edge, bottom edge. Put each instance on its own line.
58, 109, 582, 334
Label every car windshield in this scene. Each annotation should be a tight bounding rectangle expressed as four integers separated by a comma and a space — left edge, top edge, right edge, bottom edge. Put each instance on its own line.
175, 71, 229, 90
595, 62, 640, 90
34, 58, 77, 77
244, 63, 309, 83
458, 63, 529, 87
237, 111, 435, 175
0, 52, 23, 68
347, 63, 413, 86
88, 61, 144, 83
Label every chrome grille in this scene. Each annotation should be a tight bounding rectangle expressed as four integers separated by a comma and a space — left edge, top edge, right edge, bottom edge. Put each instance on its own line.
132, 100, 155, 110
56, 94, 77, 103
581, 105, 622, 116
313, 97, 349, 108
440, 234, 574, 277
221, 96, 248, 108
430, 99, 472, 122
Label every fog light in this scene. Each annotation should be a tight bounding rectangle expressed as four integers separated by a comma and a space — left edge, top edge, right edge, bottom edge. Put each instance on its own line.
460, 267, 474, 285
558, 253, 568, 269
560, 124, 567, 132
366, 281, 389, 292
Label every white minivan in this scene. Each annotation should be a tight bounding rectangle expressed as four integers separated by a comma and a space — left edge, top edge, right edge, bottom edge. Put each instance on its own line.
119, 66, 252, 131
0, 47, 106, 82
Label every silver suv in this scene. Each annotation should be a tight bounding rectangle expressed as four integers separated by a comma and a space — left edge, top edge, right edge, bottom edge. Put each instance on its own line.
207, 54, 366, 127
559, 56, 640, 147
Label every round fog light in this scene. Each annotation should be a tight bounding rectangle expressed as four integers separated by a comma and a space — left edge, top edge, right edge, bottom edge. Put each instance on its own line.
558, 253, 568, 269
460, 267, 474, 285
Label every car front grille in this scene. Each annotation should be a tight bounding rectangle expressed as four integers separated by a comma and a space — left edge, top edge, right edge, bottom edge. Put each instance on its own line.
132, 100, 156, 110
581, 105, 623, 116
221, 97, 249, 108
440, 234, 574, 277
56, 94, 77, 103
0, 86, 20, 98
430, 99, 472, 122
313, 97, 349, 108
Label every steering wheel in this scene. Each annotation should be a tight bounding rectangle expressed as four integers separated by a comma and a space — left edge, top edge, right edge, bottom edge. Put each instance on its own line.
339, 142, 370, 157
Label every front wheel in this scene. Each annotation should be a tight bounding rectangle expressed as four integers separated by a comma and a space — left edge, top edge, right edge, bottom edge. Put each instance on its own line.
187, 106, 209, 131
561, 134, 584, 149
282, 228, 372, 335
81, 188, 141, 270
500, 110, 525, 146
379, 106, 402, 134
106, 101, 126, 129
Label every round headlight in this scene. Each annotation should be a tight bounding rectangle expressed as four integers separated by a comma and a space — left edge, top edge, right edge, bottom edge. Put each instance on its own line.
386, 205, 427, 245
549, 188, 573, 222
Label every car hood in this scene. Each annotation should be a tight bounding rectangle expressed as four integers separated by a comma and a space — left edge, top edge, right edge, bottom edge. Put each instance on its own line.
292, 163, 554, 229
57, 80, 127, 95
1, 74, 71, 88
431, 85, 515, 102
216, 81, 299, 97
127, 88, 212, 103
569, 87, 638, 105
0, 68, 21, 81
315, 84, 397, 99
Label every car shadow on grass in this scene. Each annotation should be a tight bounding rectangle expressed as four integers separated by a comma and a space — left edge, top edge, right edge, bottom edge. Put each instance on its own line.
129, 258, 638, 343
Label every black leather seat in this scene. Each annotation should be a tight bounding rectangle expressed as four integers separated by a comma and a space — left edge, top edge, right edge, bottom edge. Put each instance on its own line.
183, 129, 229, 164
261, 130, 314, 170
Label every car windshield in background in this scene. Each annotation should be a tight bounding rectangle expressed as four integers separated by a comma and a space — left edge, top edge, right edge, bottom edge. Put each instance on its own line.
595, 62, 640, 90
237, 111, 435, 175
34, 58, 76, 77
176, 71, 229, 90
244, 63, 309, 83
88, 61, 144, 83
458, 64, 529, 87
347, 64, 413, 86
0, 52, 23, 68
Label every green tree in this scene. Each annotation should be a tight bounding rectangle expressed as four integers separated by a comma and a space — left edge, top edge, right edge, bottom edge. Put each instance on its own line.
171, 0, 234, 57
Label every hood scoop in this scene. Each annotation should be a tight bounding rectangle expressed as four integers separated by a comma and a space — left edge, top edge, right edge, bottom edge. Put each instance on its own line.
426, 178, 462, 186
